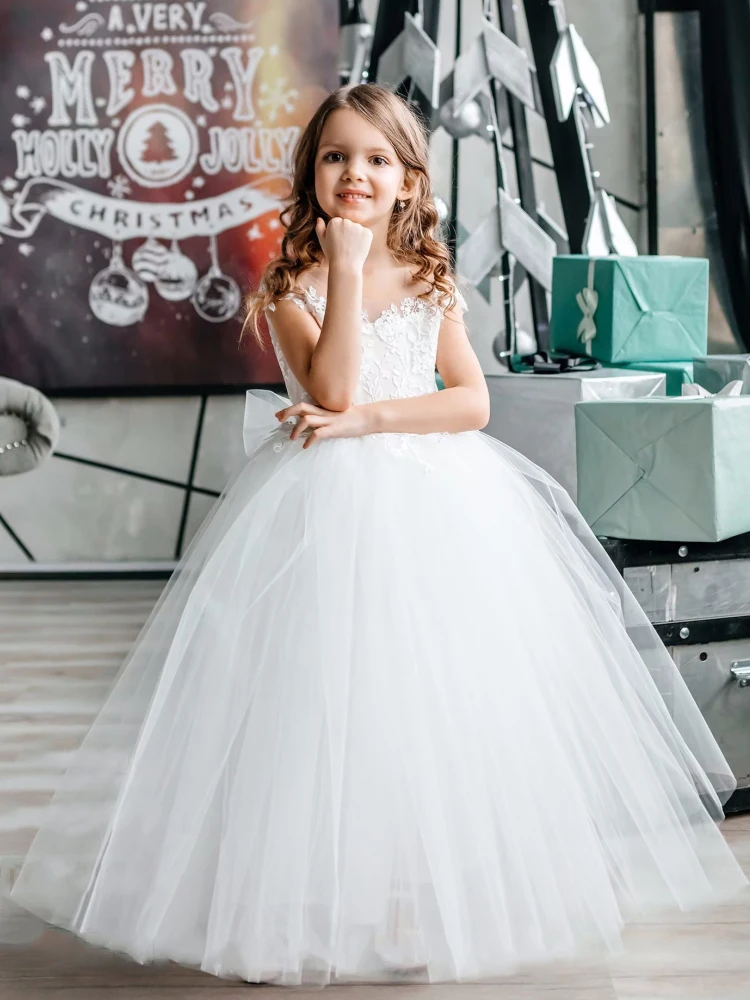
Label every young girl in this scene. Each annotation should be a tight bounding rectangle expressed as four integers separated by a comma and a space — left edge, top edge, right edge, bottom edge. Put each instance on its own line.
6, 84, 747, 987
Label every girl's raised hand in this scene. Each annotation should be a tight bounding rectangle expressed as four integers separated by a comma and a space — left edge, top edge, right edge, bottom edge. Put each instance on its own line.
315, 216, 372, 271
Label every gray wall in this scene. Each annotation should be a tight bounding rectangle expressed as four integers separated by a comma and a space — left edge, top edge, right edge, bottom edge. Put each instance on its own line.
0, 0, 646, 568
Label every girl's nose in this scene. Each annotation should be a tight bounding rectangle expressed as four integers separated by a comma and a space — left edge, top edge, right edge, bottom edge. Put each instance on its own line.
342, 159, 366, 181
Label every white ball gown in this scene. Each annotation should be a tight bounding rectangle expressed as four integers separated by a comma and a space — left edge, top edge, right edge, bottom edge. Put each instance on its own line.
4, 282, 748, 986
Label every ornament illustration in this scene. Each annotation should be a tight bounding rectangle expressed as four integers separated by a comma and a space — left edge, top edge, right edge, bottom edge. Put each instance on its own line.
155, 241, 199, 301
132, 238, 199, 301
89, 242, 149, 327
132, 237, 170, 282
192, 234, 241, 323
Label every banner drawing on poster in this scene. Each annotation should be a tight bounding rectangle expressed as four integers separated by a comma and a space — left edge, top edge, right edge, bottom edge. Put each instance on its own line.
1, 2, 306, 326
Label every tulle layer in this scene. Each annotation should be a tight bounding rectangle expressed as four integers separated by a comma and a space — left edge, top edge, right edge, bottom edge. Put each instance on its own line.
5, 391, 747, 986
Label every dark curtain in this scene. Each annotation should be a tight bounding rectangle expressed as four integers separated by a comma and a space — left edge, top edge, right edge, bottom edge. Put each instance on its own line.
699, 1, 750, 350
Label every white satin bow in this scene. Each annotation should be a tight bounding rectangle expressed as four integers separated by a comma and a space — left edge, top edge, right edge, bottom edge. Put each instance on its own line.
576, 259, 599, 350
681, 380, 744, 398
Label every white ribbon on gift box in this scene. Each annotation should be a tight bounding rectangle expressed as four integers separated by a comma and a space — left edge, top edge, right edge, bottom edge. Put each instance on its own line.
576, 258, 599, 349
681, 380, 744, 398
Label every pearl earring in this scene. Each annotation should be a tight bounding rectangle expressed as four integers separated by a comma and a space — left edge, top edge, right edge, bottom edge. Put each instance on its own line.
397, 199, 405, 211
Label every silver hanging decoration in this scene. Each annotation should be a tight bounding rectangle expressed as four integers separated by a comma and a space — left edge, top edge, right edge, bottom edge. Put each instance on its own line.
439, 90, 494, 142
338, 0, 373, 86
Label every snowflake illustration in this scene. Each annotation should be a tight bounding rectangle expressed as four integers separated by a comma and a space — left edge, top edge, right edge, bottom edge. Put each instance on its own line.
259, 79, 299, 122
221, 96, 233, 110
41, 27, 53, 41
30, 97, 47, 114
247, 224, 262, 241
126, 24, 135, 34
15, 86, 30, 100
2, 177, 18, 192
184, 190, 195, 201
12, 114, 30, 127
192, 176, 206, 188
107, 174, 131, 199
196, 115, 207, 128
268, 218, 280, 230
76, 1, 88, 9
224, 82, 234, 91
208, 47, 218, 57
95, 97, 106, 108
18, 243, 34, 256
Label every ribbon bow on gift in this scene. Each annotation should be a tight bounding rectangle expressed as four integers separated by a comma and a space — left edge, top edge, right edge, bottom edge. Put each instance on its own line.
681, 380, 744, 398
576, 259, 599, 350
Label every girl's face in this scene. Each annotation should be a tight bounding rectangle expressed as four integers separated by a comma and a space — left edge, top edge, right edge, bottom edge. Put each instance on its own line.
314, 108, 412, 228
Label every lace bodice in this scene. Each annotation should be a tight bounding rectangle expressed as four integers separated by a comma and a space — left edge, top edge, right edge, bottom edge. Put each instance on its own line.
264, 282, 468, 474
266, 284, 461, 407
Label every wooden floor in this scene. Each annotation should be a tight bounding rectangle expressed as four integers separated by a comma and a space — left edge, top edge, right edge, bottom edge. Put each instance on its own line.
1, 579, 750, 1000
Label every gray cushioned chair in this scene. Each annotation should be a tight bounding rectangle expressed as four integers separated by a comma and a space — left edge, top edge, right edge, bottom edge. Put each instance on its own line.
0, 377, 60, 476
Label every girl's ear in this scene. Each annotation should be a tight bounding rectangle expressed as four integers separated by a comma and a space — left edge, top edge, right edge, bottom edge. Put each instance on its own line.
398, 168, 418, 203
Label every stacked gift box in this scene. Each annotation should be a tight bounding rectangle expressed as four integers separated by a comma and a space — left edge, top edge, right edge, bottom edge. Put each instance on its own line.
485, 253, 750, 807
550, 255, 708, 396
544, 253, 750, 543
484, 252, 750, 810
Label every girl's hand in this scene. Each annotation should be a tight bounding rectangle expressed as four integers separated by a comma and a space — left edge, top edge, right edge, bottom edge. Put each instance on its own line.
315, 217, 372, 271
275, 401, 373, 449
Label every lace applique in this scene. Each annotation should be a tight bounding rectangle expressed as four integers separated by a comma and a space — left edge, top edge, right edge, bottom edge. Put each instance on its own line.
369, 430, 451, 475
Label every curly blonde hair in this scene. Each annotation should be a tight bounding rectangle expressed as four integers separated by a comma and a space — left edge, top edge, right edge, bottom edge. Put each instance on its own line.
243, 83, 455, 346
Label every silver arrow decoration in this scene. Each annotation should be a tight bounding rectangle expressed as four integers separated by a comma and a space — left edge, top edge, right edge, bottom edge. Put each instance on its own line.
376, 11, 441, 108
583, 189, 638, 256
447, 20, 536, 118
458, 190, 556, 291
551, 24, 609, 128
549, 19, 636, 258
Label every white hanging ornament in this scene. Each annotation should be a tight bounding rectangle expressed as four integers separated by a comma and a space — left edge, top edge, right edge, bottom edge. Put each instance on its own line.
89, 242, 149, 327
132, 237, 170, 283
155, 240, 199, 301
191, 234, 241, 323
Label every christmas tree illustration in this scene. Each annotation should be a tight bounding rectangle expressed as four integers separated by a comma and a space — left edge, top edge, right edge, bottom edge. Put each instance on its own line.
141, 121, 177, 163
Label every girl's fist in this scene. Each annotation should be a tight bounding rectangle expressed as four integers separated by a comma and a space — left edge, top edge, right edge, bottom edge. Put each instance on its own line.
315, 216, 372, 270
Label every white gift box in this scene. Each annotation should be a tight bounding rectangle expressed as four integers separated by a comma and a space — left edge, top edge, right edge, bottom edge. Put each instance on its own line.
693, 355, 750, 394
483, 368, 666, 500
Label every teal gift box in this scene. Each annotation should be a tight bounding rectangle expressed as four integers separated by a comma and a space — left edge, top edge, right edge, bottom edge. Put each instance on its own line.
613, 360, 695, 396
551, 255, 708, 364
575, 397, 750, 542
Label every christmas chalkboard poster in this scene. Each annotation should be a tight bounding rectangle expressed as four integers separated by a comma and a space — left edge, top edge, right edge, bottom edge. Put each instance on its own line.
0, 0, 338, 391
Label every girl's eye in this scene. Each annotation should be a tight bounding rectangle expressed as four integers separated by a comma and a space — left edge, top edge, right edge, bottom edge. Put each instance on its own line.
371, 156, 388, 166
324, 152, 343, 162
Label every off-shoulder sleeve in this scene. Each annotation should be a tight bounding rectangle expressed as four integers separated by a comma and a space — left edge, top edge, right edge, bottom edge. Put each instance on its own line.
443, 279, 468, 315
267, 295, 307, 314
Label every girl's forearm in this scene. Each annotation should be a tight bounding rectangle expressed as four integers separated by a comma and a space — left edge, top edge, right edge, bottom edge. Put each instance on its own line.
360, 386, 490, 435
309, 264, 363, 410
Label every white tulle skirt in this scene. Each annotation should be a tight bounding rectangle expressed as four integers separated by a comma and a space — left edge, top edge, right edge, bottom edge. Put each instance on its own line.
4, 390, 747, 986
